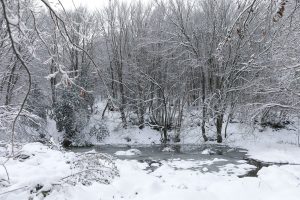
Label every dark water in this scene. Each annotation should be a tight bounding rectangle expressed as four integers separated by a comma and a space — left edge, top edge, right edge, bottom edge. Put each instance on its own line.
70, 144, 247, 160
69, 144, 260, 176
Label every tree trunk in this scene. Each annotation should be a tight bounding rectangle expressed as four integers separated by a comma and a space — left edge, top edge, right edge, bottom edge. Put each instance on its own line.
201, 107, 208, 142
117, 63, 127, 128
216, 113, 223, 143
162, 93, 168, 143
201, 67, 208, 142
137, 83, 145, 129
50, 60, 57, 106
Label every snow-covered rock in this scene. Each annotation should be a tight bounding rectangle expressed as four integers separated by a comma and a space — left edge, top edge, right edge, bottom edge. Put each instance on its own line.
115, 149, 141, 156
162, 147, 175, 152
202, 167, 208, 172
201, 148, 215, 155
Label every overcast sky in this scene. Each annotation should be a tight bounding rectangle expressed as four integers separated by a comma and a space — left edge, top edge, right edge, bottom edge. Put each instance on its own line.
59, 0, 151, 10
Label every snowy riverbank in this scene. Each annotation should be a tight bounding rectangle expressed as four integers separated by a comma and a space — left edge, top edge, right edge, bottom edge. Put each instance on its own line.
97, 111, 300, 165
1, 126, 300, 200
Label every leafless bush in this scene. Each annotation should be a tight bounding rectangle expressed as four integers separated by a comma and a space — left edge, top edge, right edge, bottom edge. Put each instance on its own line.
62, 151, 119, 186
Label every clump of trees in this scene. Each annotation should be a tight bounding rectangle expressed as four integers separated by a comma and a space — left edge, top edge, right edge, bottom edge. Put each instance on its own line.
0, 0, 300, 147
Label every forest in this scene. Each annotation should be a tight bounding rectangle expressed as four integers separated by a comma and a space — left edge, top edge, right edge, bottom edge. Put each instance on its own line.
0, 0, 300, 199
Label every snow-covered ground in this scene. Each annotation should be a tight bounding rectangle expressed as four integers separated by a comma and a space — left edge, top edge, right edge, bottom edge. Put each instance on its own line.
43, 159, 300, 200
99, 106, 300, 165
1, 101, 300, 199
0, 143, 118, 200
225, 126, 300, 164
1, 129, 300, 200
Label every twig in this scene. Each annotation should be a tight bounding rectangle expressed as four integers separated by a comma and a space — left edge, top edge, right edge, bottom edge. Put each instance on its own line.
1, 164, 10, 184
0, 186, 28, 196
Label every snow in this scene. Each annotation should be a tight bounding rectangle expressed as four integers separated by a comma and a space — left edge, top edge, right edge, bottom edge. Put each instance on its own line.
224, 125, 300, 164
5, 143, 74, 185
164, 158, 227, 170
202, 167, 208, 172
103, 125, 160, 145
162, 147, 175, 152
45, 117, 63, 145
201, 148, 215, 155
115, 149, 141, 156
1, 141, 300, 199
86, 101, 161, 145
2, 102, 300, 199
150, 163, 160, 167
96, 101, 300, 165
45, 160, 299, 200
0, 143, 117, 199
0, 143, 73, 199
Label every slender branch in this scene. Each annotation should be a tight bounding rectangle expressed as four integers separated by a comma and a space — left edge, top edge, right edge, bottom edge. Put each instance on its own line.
0, 186, 28, 196
1, 164, 10, 184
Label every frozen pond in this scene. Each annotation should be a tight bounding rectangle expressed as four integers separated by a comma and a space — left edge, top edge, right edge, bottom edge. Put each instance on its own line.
70, 144, 258, 177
